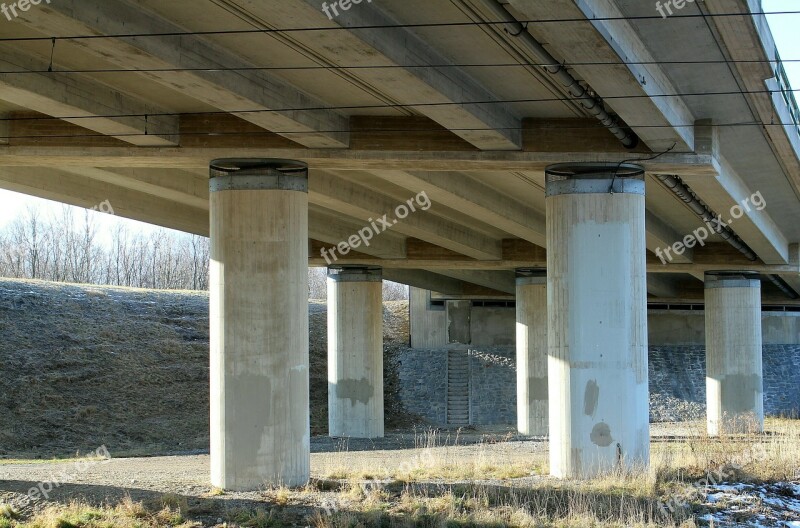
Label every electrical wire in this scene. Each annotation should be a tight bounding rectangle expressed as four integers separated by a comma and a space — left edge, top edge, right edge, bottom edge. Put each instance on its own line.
1, 58, 799, 75
0, 88, 798, 123
1, 121, 798, 143
0, 10, 795, 43
609, 143, 678, 194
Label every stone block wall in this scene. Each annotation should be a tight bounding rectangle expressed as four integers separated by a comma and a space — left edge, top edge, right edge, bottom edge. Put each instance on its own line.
395, 348, 448, 425
468, 347, 516, 425
397, 345, 800, 427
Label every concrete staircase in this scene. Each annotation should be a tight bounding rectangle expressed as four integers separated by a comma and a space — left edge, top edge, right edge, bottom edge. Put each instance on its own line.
446, 349, 471, 425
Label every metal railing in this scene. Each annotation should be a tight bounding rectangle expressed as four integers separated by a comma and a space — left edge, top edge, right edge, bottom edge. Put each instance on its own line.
774, 49, 800, 133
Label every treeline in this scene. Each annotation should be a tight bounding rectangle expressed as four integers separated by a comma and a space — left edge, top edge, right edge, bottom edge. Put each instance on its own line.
0, 206, 210, 290
0, 204, 408, 299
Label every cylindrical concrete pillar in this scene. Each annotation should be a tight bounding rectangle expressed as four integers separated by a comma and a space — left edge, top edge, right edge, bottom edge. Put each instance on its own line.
209, 159, 310, 491
516, 269, 548, 436
705, 272, 764, 435
328, 266, 384, 438
545, 163, 650, 478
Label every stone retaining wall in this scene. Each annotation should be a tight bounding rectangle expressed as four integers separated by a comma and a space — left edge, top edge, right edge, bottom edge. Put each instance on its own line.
397, 345, 800, 426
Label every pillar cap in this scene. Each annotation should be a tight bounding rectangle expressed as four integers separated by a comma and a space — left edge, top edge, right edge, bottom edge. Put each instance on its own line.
545, 162, 645, 196
516, 268, 547, 285
210, 158, 308, 192
328, 266, 383, 283
705, 271, 761, 289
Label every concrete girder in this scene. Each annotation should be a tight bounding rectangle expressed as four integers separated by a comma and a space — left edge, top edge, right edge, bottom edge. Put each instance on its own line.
309, 171, 502, 260
704, 0, 800, 199
681, 154, 790, 265
430, 269, 516, 295
309, 207, 408, 260
57, 167, 208, 210
368, 170, 546, 247
507, 0, 695, 152
0, 49, 178, 147
0, 146, 717, 173
646, 273, 681, 299
0, 167, 208, 235
261, 0, 521, 150
382, 269, 504, 296
13, 0, 349, 148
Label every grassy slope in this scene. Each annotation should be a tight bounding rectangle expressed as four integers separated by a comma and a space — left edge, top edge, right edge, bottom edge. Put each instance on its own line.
0, 278, 412, 459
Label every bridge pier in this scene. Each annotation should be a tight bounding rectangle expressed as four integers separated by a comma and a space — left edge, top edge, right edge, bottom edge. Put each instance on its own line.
516, 270, 548, 436
545, 163, 650, 478
705, 272, 764, 435
327, 266, 385, 439
209, 159, 310, 491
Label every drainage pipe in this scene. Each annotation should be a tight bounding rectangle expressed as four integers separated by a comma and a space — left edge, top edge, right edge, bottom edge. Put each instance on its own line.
480, 0, 639, 149
655, 174, 799, 299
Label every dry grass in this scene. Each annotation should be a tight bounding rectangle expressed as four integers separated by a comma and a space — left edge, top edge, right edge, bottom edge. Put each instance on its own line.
2, 499, 193, 528
651, 417, 800, 484
2, 422, 798, 527
318, 430, 545, 483
307, 419, 800, 527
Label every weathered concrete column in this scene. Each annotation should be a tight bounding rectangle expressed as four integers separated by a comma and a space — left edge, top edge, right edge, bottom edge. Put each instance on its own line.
545, 163, 650, 478
705, 272, 764, 435
516, 269, 548, 436
209, 159, 310, 491
328, 266, 384, 438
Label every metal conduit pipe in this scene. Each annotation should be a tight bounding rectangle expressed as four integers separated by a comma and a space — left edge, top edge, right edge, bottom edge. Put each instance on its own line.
656, 174, 799, 299
656, 174, 758, 261
767, 274, 800, 300
480, 0, 639, 149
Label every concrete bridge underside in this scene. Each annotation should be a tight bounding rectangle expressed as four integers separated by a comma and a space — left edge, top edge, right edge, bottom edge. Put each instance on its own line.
0, 0, 798, 489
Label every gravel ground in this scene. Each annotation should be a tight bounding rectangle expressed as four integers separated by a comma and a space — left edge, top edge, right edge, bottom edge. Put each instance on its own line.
0, 423, 698, 501
0, 429, 548, 525
2, 424, 798, 526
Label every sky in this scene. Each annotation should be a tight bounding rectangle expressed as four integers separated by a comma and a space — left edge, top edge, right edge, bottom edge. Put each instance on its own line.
0, 3, 798, 235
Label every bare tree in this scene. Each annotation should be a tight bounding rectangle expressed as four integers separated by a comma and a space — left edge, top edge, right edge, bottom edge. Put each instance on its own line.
0, 203, 410, 300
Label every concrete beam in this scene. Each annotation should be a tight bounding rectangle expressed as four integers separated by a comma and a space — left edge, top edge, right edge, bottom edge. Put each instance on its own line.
430, 269, 516, 295
507, 0, 694, 152
306, 256, 798, 274
777, 244, 800, 296
309, 171, 502, 260
680, 154, 790, 265
645, 210, 694, 264
309, 207, 407, 259
704, 0, 800, 199
647, 273, 681, 299
0, 146, 718, 173
58, 167, 208, 209
263, 0, 521, 150
0, 167, 208, 235
381, 269, 507, 297
368, 170, 546, 247
15, 0, 348, 148
0, 48, 177, 147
